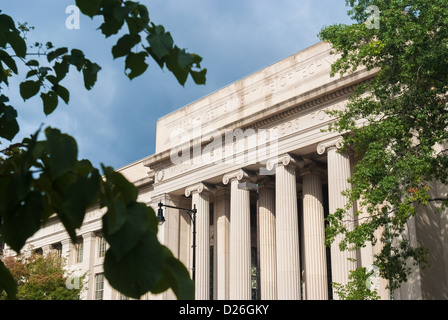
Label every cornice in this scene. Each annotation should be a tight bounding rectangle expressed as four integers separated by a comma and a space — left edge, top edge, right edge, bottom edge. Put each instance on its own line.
143, 70, 374, 172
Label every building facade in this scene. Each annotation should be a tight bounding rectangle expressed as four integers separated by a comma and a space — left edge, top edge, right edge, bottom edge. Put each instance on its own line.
5, 42, 448, 300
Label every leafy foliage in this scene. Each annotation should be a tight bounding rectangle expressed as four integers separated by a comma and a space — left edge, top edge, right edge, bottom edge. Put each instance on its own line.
1, 251, 84, 300
333, 267, 380, 300
0, 1, 206, 300
319, 0, 448, 291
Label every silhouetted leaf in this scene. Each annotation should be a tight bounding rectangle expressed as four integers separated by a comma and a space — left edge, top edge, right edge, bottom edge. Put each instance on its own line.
125, 51, 148, 80
45, 128, 78, 177
41, 91, 58, 115
19, 80, 40, 100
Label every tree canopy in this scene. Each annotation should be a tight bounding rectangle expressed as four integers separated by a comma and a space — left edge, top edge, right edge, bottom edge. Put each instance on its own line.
319, 0, 448, 292
0, 0, 206, 300
1, 250, 84, 300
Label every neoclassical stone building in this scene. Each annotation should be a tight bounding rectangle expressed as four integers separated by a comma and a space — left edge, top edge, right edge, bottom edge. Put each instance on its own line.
6, 41, 447, 300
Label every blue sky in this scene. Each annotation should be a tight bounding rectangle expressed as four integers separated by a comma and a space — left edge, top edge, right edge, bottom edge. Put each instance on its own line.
1, 1, 353, 170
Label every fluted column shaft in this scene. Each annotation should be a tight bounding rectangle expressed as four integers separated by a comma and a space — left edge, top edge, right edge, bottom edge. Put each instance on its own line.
224, 170, 252, 300
192, 191, 210, 300
258, 182, 277, 300
274, 156, 301, 300
185, 183, 213, 300
302, 170, 328, 300
214, 187, 230, 300
319, 138, 357, 298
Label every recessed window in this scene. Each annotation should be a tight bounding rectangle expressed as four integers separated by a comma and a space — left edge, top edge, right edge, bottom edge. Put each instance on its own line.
95, 273, 104, 300
76, 239, 83, 263
98, 236, 106, 258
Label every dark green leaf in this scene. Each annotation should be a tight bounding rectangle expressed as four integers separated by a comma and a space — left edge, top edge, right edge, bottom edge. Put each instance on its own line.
0, 101, 19, 140
25, 60, 39, 67
47, 47, 68, 62
1, 191, 43, 253
191, 69, 207, 85
104, 230, 165, 299
45, 127, 78, 177
112, 34, 141, 59
103, 202, 151, 259
5, 30, 26, 58
136, 4, 150, 25
54, 59, 70, 81
105, 170, 138, 204
82, 60, 101, 90
113, 4, 132, 24
26, 69, 38, 78
125, 51, 148, 80
0, 49, 17, 74
60, 169, 101, 238
19, 80, 40, 100
0, 14, 16, 32
147, 25, 173, 59
68, 49, 85, 71
52, 84, 70, 104
41, 91, 58, 115
151, 246, 194, 300
165, 48, 189, 86
0, 260, 17, 300
100, 14, 124, 38
1, 172, 32, 218
75, 0, 101, 18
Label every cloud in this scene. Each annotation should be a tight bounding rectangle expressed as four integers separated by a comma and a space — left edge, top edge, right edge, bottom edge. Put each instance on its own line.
1, 0, 352, 170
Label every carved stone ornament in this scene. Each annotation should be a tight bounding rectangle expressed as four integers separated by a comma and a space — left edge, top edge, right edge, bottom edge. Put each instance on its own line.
316, 136, 343, 155
222, 169, 253, 185
185, 182, 215, 197
265, 153, 305, 171
155, 169, 165, 182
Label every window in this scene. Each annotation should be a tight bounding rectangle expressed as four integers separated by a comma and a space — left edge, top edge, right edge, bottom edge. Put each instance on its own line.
76, 239, 83, 263
98, 236, 106, 258
95, 273, 104, 300
52, 243, 62, 257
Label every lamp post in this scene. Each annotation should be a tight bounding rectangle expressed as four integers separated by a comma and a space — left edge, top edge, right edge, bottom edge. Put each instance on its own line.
157, 201, 197, 281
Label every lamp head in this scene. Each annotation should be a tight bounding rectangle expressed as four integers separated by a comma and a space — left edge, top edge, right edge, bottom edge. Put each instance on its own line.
157, 202, 165, 225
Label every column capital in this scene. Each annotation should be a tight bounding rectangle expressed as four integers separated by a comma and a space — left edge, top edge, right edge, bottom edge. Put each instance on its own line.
266, 153, 304, 171
81, 231, 96, 240
185, 182, 215, 197
317, 136, 343, 155
222, 169, 254, 185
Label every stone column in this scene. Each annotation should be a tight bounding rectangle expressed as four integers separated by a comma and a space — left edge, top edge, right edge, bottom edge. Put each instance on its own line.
223, 169, 253, 300
258, 178, 277, 300
81, 232, 96, 300
185, 183, 214, 300
214, 186, 230, 300
301, 166, 328, 300
318, 137, 357, 298
268, 153, 303, 300
61, 238, 72, 265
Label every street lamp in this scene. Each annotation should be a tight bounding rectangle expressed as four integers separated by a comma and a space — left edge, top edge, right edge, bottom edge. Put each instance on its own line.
157, 201, 197, 281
